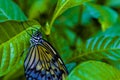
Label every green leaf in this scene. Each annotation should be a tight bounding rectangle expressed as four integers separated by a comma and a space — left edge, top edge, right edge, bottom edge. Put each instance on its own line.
84, 3, 118, 31
49, 27, 73, 63
3, 60, 25, 80
94, 19, 120, 37
53, 0, 91, 19
0, 20, 40, 76
46, 0, 92, 35
103, 26, 120, 36
109, 61, 120, 72
55, 6, 81, 28
81, 7, 93, 25
106, 0, 120, 7
66, 62, 76, 73
67, 36, 120, 63
0, 0, 27, 22
67, 61, 120, 80
28, 0, 48, 19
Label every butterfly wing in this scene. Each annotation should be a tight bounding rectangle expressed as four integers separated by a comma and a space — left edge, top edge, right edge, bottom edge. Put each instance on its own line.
24, 40, 68, 80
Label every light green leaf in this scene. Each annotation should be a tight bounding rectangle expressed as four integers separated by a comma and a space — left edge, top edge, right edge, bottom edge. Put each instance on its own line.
84, 3, 118, 31
67, 61, 120, 80
67, 36, 120, 63
0, 20, 40, 76
46, 0, 92, 35
0, 0, 27, 22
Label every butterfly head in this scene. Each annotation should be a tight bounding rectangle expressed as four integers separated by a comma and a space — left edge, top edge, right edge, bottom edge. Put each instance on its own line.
30, 31, 43, 45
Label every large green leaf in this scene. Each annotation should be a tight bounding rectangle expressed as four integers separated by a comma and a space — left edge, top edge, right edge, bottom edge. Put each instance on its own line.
67, 36, 120, 63
67, 61, 120, 80
84, 3, 118, 31
0, 0, 27, 22
0, 20, 40, 76
46, 0, 92, 35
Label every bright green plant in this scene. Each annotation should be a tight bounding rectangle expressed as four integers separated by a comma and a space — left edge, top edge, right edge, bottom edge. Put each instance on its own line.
0, 0, 120, 80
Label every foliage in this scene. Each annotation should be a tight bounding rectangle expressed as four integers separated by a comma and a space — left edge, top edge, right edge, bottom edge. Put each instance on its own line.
0, 0, 120, 80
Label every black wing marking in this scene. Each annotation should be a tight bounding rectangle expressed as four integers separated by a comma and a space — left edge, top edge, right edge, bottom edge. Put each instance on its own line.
24, 40, 68, 80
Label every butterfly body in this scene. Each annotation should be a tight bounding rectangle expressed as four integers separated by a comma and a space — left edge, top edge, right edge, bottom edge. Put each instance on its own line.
24, 31, 68, 80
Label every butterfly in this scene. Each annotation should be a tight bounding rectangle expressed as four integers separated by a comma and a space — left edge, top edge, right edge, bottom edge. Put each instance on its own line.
24, 31, 68, 80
